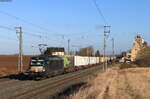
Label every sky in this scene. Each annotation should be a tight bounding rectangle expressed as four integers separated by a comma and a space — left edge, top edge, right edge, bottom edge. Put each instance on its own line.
0, 0, 149, 55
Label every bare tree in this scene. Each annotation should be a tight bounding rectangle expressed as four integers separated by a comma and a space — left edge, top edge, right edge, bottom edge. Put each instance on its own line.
76, 46, 94, 56
95, 50, 100, 57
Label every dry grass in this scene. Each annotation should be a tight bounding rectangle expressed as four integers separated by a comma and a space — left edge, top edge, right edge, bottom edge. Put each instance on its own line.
120, 63, 133, 69
68, 65, 119, 99
68, 65, 150, 99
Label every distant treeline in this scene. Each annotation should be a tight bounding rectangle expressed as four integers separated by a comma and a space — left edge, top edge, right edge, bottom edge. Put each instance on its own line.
75, 46, 101, 57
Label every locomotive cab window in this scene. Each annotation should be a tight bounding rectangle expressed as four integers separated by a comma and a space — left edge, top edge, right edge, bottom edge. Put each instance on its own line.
30, 59, 45, 66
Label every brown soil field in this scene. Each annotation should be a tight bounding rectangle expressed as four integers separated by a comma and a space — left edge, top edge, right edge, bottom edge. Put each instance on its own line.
0, 55, 31, 76
69, 65, 150, 99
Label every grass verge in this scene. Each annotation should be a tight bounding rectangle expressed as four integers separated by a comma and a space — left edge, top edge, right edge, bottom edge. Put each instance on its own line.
120, 63, 133, 69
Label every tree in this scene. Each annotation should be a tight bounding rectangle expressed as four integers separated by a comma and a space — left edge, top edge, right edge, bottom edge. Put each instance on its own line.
76, 46, 94, 56
135, 47, 150, 67
95, 50, 100, 57
121, 51, 127, 57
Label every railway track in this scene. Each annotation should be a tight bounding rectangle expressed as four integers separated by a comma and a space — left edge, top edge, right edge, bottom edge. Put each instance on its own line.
14, 65, 102, 98
0, 65, 103, 99
0, 73, 27, 84
0, 78, 20, 86
0, 78, 12, 83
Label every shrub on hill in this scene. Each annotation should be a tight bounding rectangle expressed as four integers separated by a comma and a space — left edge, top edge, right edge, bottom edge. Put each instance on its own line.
120, 63, 133, 69
135, 47, 150, 67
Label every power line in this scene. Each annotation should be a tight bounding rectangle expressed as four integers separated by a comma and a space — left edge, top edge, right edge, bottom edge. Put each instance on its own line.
0, 25, 103, 52
92, 0, 108, 25
0, 25, 70, 43
0, 35, 18, 41
0, 25, 46, 55
0, 34, 33, 48
0, 25, 14, 31
0, 10, 61, 35
24, 32, 43, 38
0, 25, 43, 38
0, 25, 63, 48
0, 10, 101, 38
0, 24, 100, 42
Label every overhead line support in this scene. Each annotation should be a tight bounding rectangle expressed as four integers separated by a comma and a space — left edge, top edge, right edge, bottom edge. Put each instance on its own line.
15, 27, 23, 73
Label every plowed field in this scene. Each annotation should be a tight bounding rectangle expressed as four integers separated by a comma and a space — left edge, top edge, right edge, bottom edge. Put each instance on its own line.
0, 55, 31, 76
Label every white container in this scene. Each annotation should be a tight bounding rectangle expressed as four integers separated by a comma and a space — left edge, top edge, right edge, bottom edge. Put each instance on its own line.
74, 56, 100, 66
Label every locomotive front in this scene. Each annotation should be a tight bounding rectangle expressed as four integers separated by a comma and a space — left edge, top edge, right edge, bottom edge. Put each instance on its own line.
29, 57, 47, 76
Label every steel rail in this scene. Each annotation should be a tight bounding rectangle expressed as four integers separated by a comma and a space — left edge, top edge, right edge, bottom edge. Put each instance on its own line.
13, 66, 101, 98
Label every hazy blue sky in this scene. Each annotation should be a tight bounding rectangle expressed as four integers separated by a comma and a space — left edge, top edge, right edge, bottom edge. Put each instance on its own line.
0, 0, 149, 55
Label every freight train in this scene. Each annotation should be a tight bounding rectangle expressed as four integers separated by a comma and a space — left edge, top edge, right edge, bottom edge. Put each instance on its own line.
29, 56, 101, 78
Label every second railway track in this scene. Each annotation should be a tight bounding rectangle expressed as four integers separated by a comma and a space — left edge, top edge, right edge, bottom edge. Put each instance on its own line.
0, 65, 103, 99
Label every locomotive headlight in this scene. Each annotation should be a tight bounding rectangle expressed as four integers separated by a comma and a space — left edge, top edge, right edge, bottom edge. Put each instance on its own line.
30, 63, 33, 65
37, 62, 41, 65
42, 67, 45, 72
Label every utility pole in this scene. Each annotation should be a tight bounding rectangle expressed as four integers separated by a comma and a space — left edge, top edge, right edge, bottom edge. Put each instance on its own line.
87, 48, 89, 56
15, 27, 23, 73
72, 45, 82, 55
103, 26, 111, 71
68, 39, 70, 55
112, 38, 115, 60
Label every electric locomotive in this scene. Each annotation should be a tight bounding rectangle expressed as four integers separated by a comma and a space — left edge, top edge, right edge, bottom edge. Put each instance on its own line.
29, 56, 64, 77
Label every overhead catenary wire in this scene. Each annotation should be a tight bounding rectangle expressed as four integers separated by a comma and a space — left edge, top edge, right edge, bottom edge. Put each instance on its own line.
0, 9, 104, 50
0, 9, 101, 42
92, 0, 108, 25
0, 10, 63, 36
0, 25, 45, 47
0, 26, 38, 47
0, 24, 103, 55
0, 25, 67, 48
92, 0, 111, 71
0, 10, 95, 49
0, 35, 18, 42
0, 10, 102, 39
0, 25, 44, 38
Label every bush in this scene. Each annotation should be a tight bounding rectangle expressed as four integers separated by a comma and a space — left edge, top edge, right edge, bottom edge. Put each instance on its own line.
135, 47, 150, 67
120, 63, 133, 69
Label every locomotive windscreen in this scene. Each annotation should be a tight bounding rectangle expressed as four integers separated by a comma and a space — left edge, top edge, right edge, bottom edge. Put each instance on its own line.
30, 57, 45, 66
